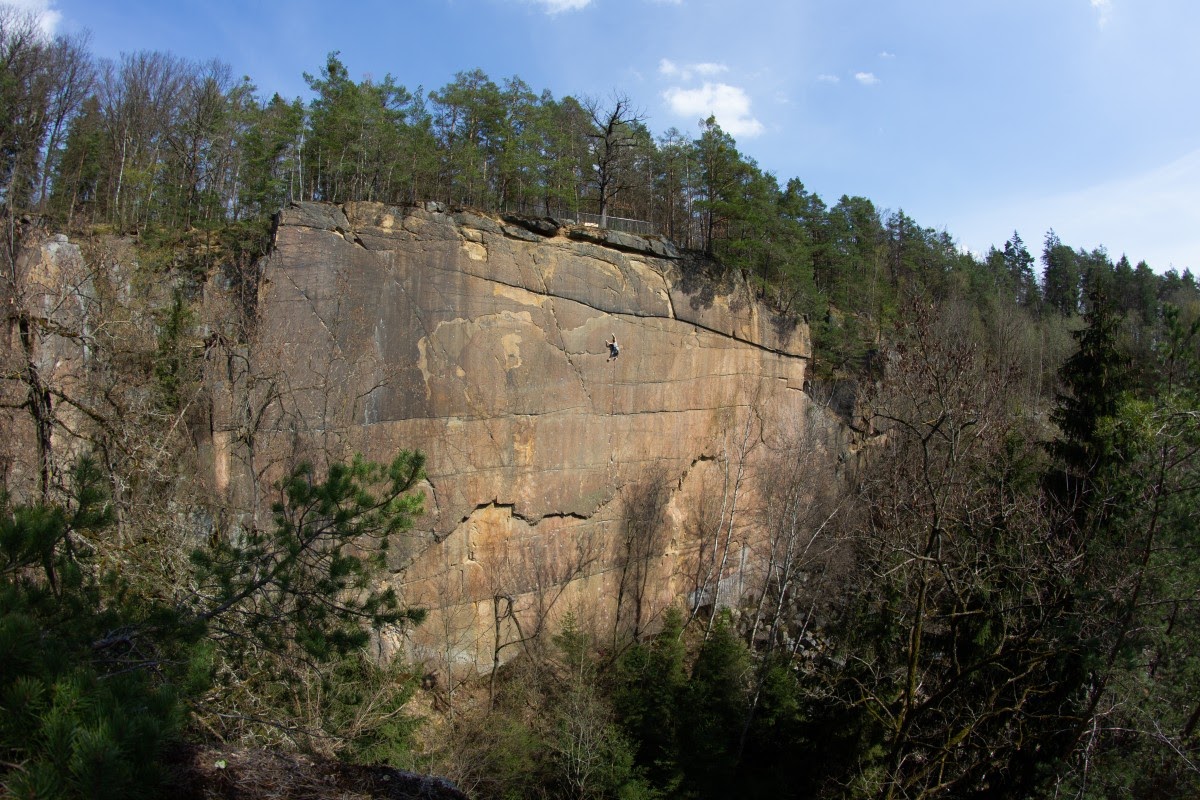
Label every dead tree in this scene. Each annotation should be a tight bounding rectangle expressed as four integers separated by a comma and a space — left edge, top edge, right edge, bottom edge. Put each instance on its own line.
584, 93, 645, 228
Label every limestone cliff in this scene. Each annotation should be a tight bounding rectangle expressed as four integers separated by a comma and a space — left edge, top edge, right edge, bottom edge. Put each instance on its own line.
212, 201, 838, 673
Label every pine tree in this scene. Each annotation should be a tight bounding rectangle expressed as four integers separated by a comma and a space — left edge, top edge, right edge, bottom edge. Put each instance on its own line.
1042, 230, 1082, 316
1050, 283, 1128, 478
1003, 230, 1039, 308
0, 459, 186, 800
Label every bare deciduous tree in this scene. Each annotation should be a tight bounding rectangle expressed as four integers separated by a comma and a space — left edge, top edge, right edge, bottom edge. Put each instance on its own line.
583, 93, 645, 227
818, 300, 1085, 799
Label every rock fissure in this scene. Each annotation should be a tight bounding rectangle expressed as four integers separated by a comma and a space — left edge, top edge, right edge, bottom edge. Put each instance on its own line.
518, 508, 594, 525
457, 500, 595, 527
281, 271, 346, 360
461, 263, 809, 362
459, 500, 512, 524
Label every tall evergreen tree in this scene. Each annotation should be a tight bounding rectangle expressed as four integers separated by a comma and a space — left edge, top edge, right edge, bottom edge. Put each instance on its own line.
1003, 230, 1039, 308
1050, 282, 1128, 478
693, 115, 746, 254
1042, 230, 1082, 316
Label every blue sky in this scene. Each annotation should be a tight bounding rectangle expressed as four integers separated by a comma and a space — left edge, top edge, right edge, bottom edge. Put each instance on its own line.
17, 0, 1200, 272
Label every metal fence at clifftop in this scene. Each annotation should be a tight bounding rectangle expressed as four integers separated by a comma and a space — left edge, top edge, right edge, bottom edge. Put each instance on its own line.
501, 199, 662, 235
564, 212, 658, 236
502, 203, 659, 237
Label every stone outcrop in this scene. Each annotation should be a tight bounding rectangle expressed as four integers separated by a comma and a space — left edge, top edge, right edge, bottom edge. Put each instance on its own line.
217, 201, 835, 673
1, 231, 93, 495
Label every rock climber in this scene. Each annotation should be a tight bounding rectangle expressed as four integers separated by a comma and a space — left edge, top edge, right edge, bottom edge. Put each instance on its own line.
606, 333, 620, 361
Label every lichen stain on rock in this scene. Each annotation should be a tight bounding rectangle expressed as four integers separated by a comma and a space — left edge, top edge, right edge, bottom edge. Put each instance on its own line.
499, 332, 522, 371
415, 335, 435, 403
461, 240, 487, 261
492, 281, 545, 308
512, 421, 536, 467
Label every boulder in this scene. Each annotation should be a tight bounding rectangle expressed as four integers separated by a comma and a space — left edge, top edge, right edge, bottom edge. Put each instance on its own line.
502, 213, 561, 237
565, 224, 681, 259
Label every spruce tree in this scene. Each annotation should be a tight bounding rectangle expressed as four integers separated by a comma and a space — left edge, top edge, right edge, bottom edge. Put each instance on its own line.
1050, 283, 1128, 479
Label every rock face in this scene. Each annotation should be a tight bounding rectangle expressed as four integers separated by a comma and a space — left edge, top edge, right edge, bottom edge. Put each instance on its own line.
220, 201, 834, 673
0, 231, 92, 495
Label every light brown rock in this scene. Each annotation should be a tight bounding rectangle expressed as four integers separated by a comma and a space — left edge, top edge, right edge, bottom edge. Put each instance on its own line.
225, 201, 834, 673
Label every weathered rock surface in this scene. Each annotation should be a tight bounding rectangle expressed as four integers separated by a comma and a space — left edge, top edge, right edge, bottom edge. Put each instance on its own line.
219, 201, 834, 673
0, 230, 95, 494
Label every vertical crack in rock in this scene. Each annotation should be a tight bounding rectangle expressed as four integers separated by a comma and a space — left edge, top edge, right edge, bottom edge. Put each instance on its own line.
391, 273, 439, 405
531, 243, 553, 297
282, 271, 347, 362
547, 297, 595, 411
424, 476, 442, 537
663, 279, 677, 320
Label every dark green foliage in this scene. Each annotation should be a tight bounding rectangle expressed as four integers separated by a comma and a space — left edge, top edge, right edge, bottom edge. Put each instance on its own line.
0, 649, 182, 800
812, 309, 877, 381
447, 616, 653, 800
188, 452, 429, 749
675, 614, 751, 798
193, 452, 427, 660
318, 651, 422, 765
47, 96, 104, 222
613, 607, 687, 791
735, 654, 870, 800
234, 91, 305, 218
1046, 306, 1200, 797
793, 305, 1106, 798
1050, 283, 1129, 478
548, 614, 653, 800
305, 52, 427, 204
1, 452, 431, 794
1004, 230, 1039, 308
0, 459, 185, 799
152, 288, 196, 411
1042, 230, 1082, 315
430, 68, 506, 208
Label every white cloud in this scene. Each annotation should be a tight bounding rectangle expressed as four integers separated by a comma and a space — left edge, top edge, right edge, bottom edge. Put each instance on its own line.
527, 0, 592, 14
659, 58, 728, 81
1090, 0, 1113, 26
855, 71, 880, 86
960, 148, 1200, 273
5, 0, 61, 36
816, 73, 840, 84
663, 82, 764, 138
879, 51, 896, 59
